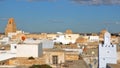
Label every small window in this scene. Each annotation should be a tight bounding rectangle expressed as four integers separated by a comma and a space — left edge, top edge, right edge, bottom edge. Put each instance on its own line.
52, 55, 58, 64
107, 51, 109, 53
9, 22, 11, 24
68, 36, 71, 37
14, 46, 17, 49
103, 58, 105, 60
112, 45, 114, 47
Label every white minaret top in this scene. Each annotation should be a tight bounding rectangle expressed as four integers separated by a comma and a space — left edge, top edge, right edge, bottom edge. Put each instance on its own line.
104, 31, 111, 45
99, 31, 117, 68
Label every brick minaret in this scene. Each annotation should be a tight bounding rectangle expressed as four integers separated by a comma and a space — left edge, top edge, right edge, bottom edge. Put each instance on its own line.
5, 18, 17, 35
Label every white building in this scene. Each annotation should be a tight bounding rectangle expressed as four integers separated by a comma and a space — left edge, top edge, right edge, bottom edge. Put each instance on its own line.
11, 43, 43, 57
8, 32, 17, 38
0, 37, 10, 45
88, 36, 99, 42
17, 44, 42, 57
65, 34, 80, 44
53, 34, 79, 44
23, 38, 41, 44
10, 38, 54, 57
0, 38, 54, 62
53, 34, 66, 44
41, 39, 54, 49
99, 31, 117, 68
24, 39, 54, 49
7, 30, 25, 38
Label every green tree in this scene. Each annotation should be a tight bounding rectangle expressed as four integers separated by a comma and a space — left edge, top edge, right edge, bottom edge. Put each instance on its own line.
28, 56, 35, 60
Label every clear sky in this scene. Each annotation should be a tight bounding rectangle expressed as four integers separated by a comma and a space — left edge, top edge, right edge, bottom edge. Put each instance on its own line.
0, 0, 120, 33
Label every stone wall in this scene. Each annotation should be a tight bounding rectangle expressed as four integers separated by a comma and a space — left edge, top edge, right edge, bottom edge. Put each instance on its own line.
8, 57, 45, 66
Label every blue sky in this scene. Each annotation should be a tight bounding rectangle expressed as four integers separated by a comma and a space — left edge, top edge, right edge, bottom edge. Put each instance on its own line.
0, 0, 120, 33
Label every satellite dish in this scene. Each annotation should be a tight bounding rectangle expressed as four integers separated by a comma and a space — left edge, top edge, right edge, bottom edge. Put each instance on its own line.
21, 36, 26, 41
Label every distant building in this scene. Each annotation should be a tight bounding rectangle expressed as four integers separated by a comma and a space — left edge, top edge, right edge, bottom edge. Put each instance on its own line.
76, 36, 88, 45
7, 30, 24, 39
5, 18, 17, 36
47, 34, 57, 40
65, 29, 73, 34
41, 39, 54, 49
88, 36, 99, 42
23, 39, 54, 49
53, 33, 79, 44
99, 31, 117, 68
0, 37, 10, 45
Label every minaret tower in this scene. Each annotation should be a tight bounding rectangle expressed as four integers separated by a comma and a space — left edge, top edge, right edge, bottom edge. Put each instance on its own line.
98, 31, 117, 68
5, 18, 17, 35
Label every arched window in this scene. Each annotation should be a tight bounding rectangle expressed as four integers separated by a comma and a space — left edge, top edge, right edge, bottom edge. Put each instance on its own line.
9, 21, 11, 24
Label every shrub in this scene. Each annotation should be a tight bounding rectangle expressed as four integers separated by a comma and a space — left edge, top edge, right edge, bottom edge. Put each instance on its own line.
28, 56, 35, 60
29, 64, 52, 68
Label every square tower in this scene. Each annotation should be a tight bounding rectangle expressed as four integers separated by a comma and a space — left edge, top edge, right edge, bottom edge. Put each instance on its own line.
5, 18, 17, 35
